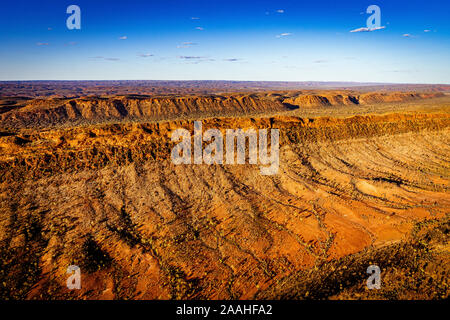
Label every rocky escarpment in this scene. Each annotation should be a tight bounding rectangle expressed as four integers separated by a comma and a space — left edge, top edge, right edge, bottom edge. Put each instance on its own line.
283, 92, 444, 107
1, 112, 449, 182
0, 95, 288, 128
0, 92, 445, 129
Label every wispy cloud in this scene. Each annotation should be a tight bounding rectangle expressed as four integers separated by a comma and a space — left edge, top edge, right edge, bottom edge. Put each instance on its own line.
266, 9, 285, 15
137, 53, 154, 57
350, 26, 385, 32
91, 56, 120, 61
350, 27, 368, 33
313, 60, 328, 63
223, 58, 242, 62
424, 29, 431, 33
276, 32, 292, 38
177, 42, 198, 48
178, 56, 214, 64
191, 17, 200, 20
119, 36, 128, 40
36, 42, 49, 46
386, 69, 415, 73
178, 56, 205, 60
195, 27, 204, 31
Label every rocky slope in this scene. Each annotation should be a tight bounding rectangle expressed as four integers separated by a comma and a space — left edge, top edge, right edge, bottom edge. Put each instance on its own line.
0, 107, 448, 299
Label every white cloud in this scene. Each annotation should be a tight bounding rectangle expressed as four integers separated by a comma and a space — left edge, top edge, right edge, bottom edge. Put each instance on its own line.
223, 58, 242, 62
195, 27, 204, 31
276, 32, 292, 38
276, 9, 284, 13
119, 36, 127, 40
91, 56, 120, 61
369, 26, 386, 31
191, 17, 200, 20
178, 56, 204, 60
424, 29, 431, 33
350, 26, 385, 32
178, 56, 215, 64
386, 69, 415, 73
350, 27, 369, 33
137, 53, 154, 57
177, 42, 198, 48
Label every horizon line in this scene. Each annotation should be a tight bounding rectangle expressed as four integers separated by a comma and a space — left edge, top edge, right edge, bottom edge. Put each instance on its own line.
1, 79, 449, 86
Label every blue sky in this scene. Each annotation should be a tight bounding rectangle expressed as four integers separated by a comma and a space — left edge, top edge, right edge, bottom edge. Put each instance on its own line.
0, 0, 449, 83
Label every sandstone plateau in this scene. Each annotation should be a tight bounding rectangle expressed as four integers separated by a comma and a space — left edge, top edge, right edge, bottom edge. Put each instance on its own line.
0, 90, 448, 300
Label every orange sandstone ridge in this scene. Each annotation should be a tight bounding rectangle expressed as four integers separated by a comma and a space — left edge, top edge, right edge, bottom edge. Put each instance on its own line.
0, 91, 445, 128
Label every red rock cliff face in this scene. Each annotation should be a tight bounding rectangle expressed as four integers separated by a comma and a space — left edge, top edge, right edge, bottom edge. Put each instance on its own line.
0, 92, 444, 128
283, 92, 444, 107
0, 95, 288, 128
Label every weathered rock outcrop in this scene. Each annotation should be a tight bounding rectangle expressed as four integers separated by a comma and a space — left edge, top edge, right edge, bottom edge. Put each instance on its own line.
283, 92, 444, 107
0, 92, 444, 129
